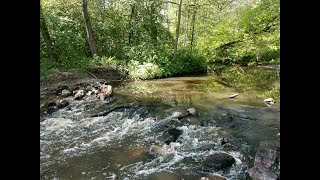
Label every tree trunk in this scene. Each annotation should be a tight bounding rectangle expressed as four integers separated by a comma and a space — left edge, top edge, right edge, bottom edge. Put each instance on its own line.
40, 5, 58, 62
183, 8, 189, 46
128, 5, 135, 45
150, 1, 157, 46
166, 2, 171, 31
190, 9, 196, 52
82, 0, 98, 57
172, 0, 182, 62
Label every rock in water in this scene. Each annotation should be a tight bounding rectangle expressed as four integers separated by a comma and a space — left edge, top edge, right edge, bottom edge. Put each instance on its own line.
74, 90, 86, 100
100, 84, 112, 96
97, 84, 112, 100
149, 145, 166, 156
174, 107, 197, 120
61, 89, 72, 97
55, 99, 69, 109
44, 101, 56, 108
177, 112, 190, 120
254, 148, 277, 168
247, 164, 278, 180
218, 137, 229, 145
92, 88, 99, 94
92, 81, 102, 88
171, 112, 182, 118
158, 127, 183, 145
85, 85, 93, 91
264, 98, 275, 106
203, 153, 235, 170
187, 107, 197, 115
97, 93, 107, 101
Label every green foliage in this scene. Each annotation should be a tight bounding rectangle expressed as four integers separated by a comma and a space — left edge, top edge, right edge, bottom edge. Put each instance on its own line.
128, 62, 162, 80
40, 58, 58, 76
195, 0, 279, 66
41, 0, 90, 65
172, 48, 208, 75
40, 0, 279, 79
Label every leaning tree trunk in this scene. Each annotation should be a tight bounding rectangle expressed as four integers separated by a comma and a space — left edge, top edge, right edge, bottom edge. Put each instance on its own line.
172, 0, 182, 62
82, 0, 98, 57
190, 8, 196, 52
40, 5, 58, 62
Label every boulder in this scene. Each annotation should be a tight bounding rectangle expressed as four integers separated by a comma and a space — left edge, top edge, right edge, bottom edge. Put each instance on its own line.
247, 164, 278, 180
264, 98, 275, 106
222, 143, 234, 151
97, 92, 108, 100
92, 88, 99, 94
43, 101, 56, 108
100, 84, 112, 95
177, 112, 190, 120
86, 91, 92, 96
254, 148, 277, 168
92, 81, 102, 88
74, 90, 86, 100
97, 84, 112, 100
85, 85, 93, 91
61, 89, 72, 97
68, 85, 79, 92
158, 127, 183, 145
187, 107, 197, 115
149, 145, 166, 156
218, 137, 229, 146
55, 99, 69, 109
203, 153, 235, 170
172, 107, 198, 120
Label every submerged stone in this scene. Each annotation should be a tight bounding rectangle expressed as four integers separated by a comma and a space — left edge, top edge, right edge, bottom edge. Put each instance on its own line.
198, 143, 216, 151
44, 101, 56, 108
247, 164, 278, 180
158, 127, 183, 145
254, 148, 277, 168
203, 153, 235, 170
149, 145, 166, 156
74, 89, 86, 100
55, 99, 69, 109
187, 107, 197, 115
61, 89, 72, 97
264, 98, 275, 106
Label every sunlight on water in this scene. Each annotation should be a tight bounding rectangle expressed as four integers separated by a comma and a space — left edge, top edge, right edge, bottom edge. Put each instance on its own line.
41, 69, 280, 179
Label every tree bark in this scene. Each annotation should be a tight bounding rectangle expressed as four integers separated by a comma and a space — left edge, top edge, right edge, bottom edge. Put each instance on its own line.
172, 0, 182, 62
183, 8, 189, 46
82, 0, 98, 57
150, 1, 157, 46
40, 5, 58, 62
190, 8, 196, 52
128, 5, 135, 45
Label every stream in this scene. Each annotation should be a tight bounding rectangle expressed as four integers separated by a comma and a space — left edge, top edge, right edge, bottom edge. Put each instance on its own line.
40, 75, 280, 180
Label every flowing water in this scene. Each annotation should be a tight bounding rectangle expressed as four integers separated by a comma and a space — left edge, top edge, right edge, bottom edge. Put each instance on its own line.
40, 73, 280, 179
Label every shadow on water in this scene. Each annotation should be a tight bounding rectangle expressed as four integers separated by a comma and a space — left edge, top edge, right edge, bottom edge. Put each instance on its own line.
40, 67, 279, 179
